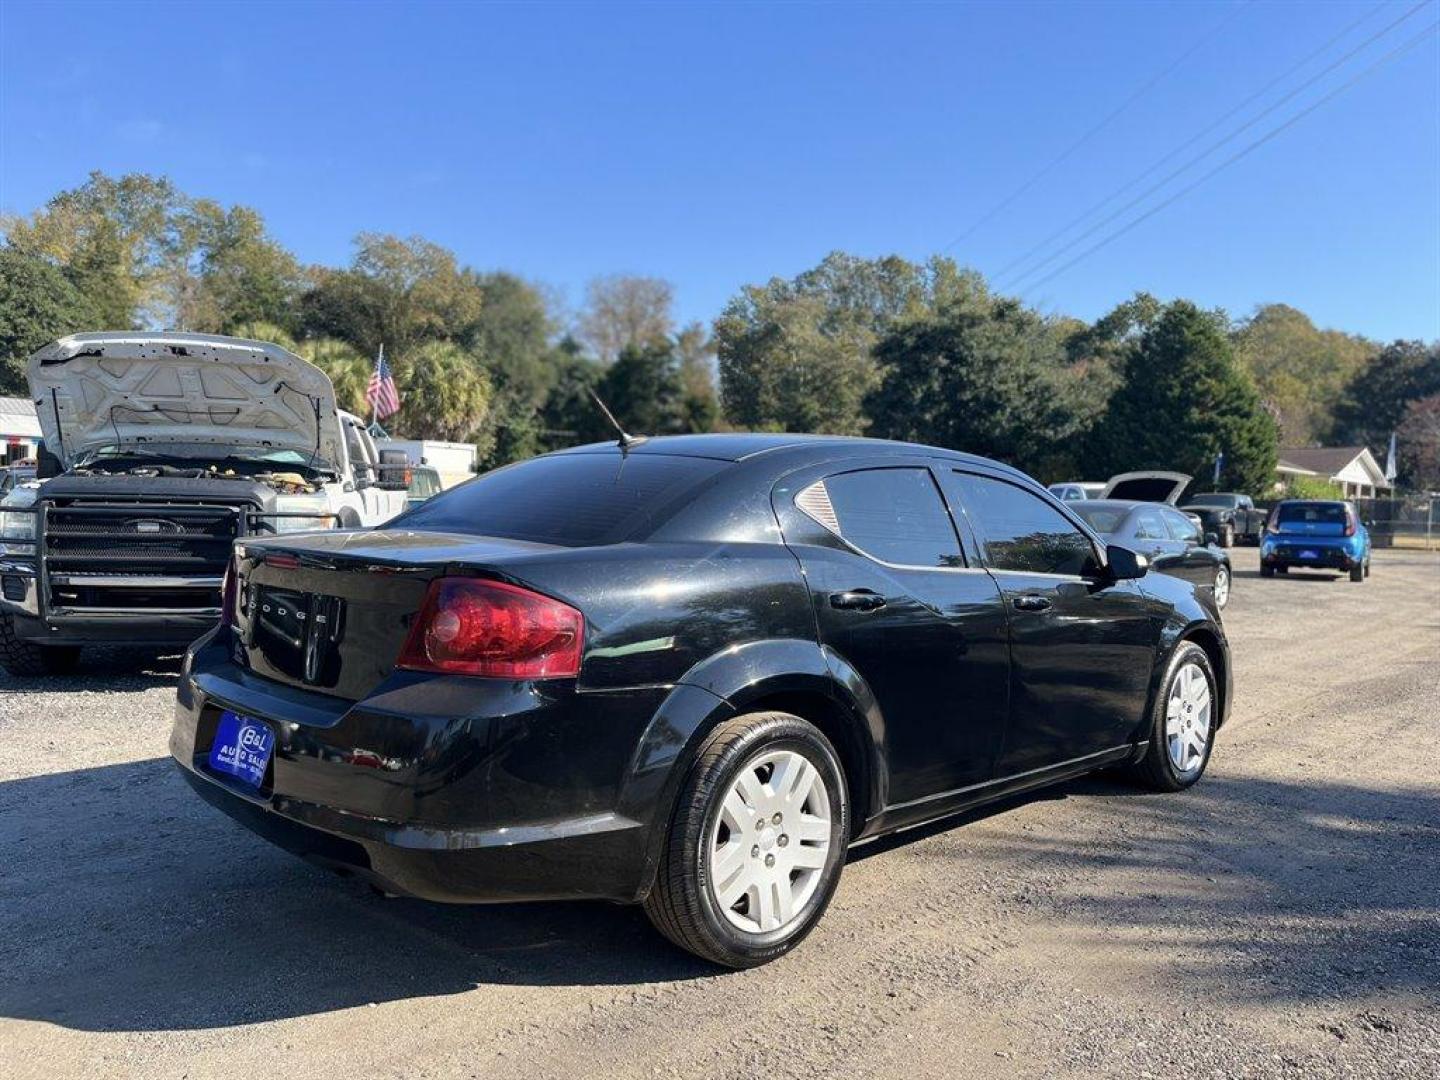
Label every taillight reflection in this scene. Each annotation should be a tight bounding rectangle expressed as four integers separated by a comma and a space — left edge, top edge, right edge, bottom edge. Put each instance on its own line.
397, 577, 584, 678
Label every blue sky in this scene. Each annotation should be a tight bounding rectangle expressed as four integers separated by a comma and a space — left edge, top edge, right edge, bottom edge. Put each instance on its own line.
1, 0, 1436, 341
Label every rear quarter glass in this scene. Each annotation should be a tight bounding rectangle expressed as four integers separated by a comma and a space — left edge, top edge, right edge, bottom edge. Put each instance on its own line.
393, 453, 729, 546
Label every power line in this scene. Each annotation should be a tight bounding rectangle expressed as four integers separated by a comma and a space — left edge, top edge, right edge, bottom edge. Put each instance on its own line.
991, 1, 1388, 285
937, 0, 1252, 253
1018, 20, 1439, 297
1004, 0, 1433, 291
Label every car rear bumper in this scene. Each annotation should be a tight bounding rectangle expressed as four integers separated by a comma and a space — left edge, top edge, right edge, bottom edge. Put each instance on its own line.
1261, 543, 1363, 570
171, 632, 668, 903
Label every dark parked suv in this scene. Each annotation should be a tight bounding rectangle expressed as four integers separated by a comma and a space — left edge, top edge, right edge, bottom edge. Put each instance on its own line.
172, 435, 1230, 967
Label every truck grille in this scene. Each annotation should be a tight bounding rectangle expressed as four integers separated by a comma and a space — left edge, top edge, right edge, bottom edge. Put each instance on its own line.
41, 502, 245, 613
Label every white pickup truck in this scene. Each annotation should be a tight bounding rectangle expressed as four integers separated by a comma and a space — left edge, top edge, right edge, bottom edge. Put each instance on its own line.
0, 332, 409, 675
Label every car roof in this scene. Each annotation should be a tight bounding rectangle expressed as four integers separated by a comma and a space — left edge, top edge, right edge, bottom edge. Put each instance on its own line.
553, 432, 1018, 471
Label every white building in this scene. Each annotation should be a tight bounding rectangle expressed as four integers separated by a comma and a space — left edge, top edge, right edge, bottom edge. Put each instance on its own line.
1277, 446, 1391, 499
0, 397, 41, 465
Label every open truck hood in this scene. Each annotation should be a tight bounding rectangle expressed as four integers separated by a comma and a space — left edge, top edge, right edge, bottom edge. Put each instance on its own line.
1099, 471, 1192, 505
27, 332, 345, 470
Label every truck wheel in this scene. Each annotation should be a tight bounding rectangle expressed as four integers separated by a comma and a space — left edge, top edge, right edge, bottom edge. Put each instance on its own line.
1219, 524, 1234, 548
0, 614, 81, 677
644, 711, 848, 968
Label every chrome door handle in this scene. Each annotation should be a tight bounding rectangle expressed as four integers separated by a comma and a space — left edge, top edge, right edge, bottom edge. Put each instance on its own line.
829, 590, 886, 612
1012, 595, 1053, 613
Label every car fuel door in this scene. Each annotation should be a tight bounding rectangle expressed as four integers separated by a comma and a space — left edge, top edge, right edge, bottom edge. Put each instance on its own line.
773, 463, 1010, 807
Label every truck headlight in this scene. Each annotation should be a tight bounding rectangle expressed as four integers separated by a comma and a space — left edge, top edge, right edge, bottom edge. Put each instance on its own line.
0, 507, 36, 555
268, 494, 337, 534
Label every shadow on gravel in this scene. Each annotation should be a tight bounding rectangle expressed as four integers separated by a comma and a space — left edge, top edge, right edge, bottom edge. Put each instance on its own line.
968, 770, 1440, 1007
0, 757, 711, 1034
0, 649, 183, 693
1, 755, 1434, 1032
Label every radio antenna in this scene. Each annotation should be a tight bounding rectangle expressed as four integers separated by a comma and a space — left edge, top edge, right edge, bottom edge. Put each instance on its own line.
588, 389, 647, 451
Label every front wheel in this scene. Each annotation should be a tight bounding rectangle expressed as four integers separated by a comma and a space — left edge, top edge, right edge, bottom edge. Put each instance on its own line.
1126, 641, 1217, 792
0, 614, 82, 677
1211, 565, 1231, 609
644, 711, 849, 968
1219, 524, 1234, 548
1260, 564, 1275, 578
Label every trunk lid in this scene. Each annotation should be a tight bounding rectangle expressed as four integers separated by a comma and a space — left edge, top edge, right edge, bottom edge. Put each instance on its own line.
233, 529, 564, 700
1099, 470, 1193, 505
28, 332, 345, 470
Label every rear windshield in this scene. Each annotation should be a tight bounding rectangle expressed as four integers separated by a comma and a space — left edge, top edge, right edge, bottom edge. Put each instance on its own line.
1277, 502, 1346, 524
394, 452, 728, 546
1187, 494, 1237, 507
1071, 506, 1127, 534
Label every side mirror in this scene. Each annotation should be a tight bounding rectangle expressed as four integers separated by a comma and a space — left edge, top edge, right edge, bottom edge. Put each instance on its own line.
376, 449, 411, 492
1204, 531, 1219, 547
1104, 543, 1148, 580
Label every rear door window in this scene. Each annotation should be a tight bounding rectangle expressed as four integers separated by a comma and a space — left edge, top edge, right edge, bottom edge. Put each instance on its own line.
819, 467, 964, 568
1134, 509, 1169, 541
945, 472, 1095, 576
397, 452, 728, 546
1164, 509, 1202, 544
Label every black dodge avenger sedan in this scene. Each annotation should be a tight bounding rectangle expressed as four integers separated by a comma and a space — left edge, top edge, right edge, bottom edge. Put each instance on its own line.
172, 434, 1229, 967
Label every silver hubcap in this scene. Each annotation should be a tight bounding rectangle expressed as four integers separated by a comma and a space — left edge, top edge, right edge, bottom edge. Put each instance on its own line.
1213, 567, 1230, 607
707, 749, 832, 934
1166, 661, 1212, 774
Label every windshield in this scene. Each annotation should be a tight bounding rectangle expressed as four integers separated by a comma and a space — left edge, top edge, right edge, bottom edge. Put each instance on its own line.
1277, 502, 1347, 525
1070, 506, 1127, 534
396, 452, 729, 546
1186, 494, 1237, 508
73, 443, 333, 474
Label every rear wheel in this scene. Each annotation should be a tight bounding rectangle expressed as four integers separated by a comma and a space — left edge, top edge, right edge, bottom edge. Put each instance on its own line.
1349, 563, 1364, 582
0, 614, 81, 677
1126, 642, 1217, 792
644, 711, 848, 968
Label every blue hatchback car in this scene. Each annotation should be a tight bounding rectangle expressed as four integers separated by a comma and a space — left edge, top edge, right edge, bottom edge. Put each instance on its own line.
1260, 500, 1371, 581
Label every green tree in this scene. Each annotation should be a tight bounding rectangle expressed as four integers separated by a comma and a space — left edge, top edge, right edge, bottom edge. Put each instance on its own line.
185, 203, 303, 333
716, 252, 974, 434
538, 340, 608, 449
1232, 304, 1374, 443
1086, 300, 1279, 495
598, 341, 688, 436
2, 171, 181, 329
386, 339, 493, 445
1396, 394, 1440, 491
1328, 341, 1440, 457
463, 273, 561, 467
867, 295, 1109, 475
298, 234, 484, 360
0, 248, 99, 393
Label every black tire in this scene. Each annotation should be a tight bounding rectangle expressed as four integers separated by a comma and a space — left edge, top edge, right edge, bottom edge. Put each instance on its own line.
1260, 564, 1275, 578
1364, 559, 1371, 578
0, 613, 81, 677
643, 711, 849, 968
1276, 565, 1289, 574
1125, 641, 1218, 793
1219, 524, 1234, 549
1349, 564, 1364, 582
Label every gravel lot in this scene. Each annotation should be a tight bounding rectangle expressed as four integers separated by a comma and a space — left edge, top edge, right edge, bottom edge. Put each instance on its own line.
2, 546, 1437, 1079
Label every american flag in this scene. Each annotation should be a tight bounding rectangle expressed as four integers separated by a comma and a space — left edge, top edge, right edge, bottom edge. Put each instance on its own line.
365, 344, 401, 420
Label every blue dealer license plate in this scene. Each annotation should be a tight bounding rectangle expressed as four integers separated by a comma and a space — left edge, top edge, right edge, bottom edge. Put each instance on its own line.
208, 710, 275, 789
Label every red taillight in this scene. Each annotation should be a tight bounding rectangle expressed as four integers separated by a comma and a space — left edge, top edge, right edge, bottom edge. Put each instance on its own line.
221, 560, 238, 626
397, 577, 584, 678
1344, 513, 1357, 537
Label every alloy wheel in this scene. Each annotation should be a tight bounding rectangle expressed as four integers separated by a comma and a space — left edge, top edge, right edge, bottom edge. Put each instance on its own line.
706, 748, 832, 934
1213, 566, 1230, 608
1165, 661, 1212, 774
